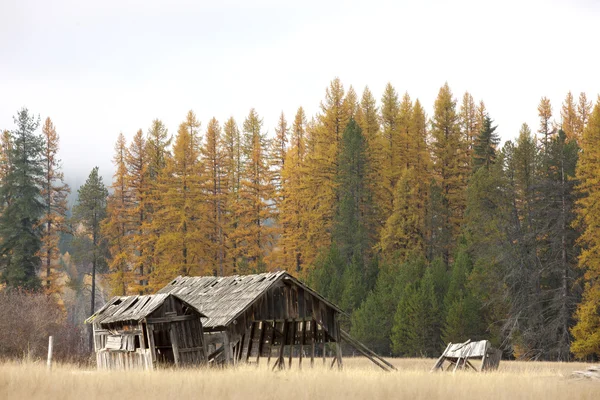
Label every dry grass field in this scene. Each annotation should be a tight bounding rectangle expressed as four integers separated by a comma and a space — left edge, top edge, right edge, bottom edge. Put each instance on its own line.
1, 357, 598, 400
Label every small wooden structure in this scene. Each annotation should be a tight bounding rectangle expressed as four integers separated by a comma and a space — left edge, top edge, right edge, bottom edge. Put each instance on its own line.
158, 271, 395, 371
431, 340, 501, 372
86, 293, 207, 370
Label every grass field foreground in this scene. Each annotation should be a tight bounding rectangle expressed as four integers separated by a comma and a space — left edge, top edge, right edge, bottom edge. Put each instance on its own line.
1, 358, 598, 400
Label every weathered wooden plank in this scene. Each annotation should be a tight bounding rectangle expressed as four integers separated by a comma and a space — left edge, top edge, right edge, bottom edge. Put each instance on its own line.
169, 325, 180, 367
288, 319, 295, 369
223, 331, 232, 365
240, 323, 253, 362
310, 319, 315, 368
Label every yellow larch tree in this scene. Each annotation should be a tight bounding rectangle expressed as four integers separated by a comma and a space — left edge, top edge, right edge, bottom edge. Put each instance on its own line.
430, 83, 468, 266
379, 100, 431, 262
380, 83, 401, 216
39, 118, 70, 295
561, 91, 579, 143
344, 86, 359, 118
410, 99, 432, 242
379, 167, 427, 260
151, 111, 205, 288
397, 92, 413, 169
222, 117, 243, 274
126, 129, 149, 293
571, 98, 600, 358
279, 107, 308, 273
355, 87, 385, 239
459, 92, 478, 168
538, 96, 556, 152
238, 108, 275, 272
266, 112, 289, 268
103, 133, 133, 295
411, 99, 432, 174
577, 93, 592, 138
201, 117, 226, 276
142, 119, 171, 287
475, 100, 487, 138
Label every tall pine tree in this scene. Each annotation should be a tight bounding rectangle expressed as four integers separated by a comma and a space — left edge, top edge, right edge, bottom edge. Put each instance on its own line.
0, 109, 44, 290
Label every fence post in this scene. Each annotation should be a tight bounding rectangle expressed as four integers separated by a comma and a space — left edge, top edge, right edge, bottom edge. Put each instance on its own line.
47, 336, 54, 371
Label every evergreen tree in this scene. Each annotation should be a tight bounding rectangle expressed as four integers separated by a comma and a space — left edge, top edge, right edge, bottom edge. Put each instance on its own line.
0, 108, 44, 290
72, 166, 108, 349
442, 245, 485, 343
473, 114, 500, 171
351, 255, 426, 354
332, 118, 376, 310
391, 266, 442, 357
40, 117, 70, 295
332, 119, 372, 264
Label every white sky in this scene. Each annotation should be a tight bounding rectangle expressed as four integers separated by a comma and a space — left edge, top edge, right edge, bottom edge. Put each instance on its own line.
1, 0, 599, 186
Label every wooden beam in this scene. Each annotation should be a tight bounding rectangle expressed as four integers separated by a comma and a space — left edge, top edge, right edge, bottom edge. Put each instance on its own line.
339, 330, 395, 372
310, 319, 315, 368
334, 322, 342, 370
266, 321, 276, 367
298, 320, 305, 370
480, 341, 489, 372
169, 325, 180, 367
272, 321, 288, 371
147, 314, 198, 324
223, 331, 232, 365
256, 322, 266, 366
288, 320, 296, 369
146, 324, 157, 366
240, 323, 254, 363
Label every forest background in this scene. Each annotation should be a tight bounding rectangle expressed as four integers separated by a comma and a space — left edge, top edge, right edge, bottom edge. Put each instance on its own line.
2, 79, 600, 363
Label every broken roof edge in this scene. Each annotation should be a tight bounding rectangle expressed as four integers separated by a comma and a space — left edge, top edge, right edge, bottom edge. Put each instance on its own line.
163, 271, 349, 329
84, 293, 207, 325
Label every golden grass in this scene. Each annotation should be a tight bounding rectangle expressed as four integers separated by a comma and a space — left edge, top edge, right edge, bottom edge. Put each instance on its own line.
1, 357, 598, 400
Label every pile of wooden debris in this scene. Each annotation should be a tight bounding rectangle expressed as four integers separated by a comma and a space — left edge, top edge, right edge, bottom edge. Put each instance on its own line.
431, 339, 501, 372
571, 365, 600, 380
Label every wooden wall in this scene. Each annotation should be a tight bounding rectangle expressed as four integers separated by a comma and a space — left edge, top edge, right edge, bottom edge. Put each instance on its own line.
205, 279, 343, 369
93, 295, 207, 370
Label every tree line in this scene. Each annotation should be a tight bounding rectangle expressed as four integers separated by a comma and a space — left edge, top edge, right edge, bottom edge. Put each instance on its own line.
1, 80, 600, 361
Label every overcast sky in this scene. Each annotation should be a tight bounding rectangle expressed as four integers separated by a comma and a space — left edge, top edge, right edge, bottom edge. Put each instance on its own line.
1, 0, 598, 188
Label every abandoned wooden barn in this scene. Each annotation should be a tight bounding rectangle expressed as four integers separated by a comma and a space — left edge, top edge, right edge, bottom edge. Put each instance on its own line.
86, 293, 207, 370
158, 271, 395, 371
